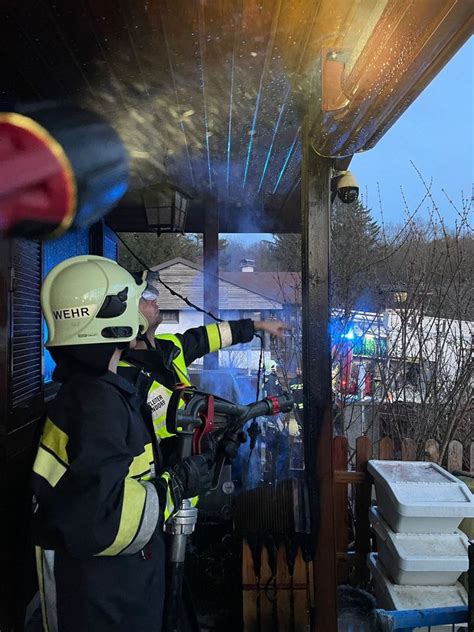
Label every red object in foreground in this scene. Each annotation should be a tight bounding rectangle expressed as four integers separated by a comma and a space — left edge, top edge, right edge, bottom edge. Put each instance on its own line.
192, 395, 215, 455
267, 395, 281, 414
0, 113, 76, 237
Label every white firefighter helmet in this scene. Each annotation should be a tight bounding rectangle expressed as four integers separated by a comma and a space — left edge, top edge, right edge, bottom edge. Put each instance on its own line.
41, 255, 148, 347
265, 359, 278, 372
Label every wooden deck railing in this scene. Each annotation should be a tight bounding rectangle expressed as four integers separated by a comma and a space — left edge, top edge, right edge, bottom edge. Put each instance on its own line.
241, 436, 473, 629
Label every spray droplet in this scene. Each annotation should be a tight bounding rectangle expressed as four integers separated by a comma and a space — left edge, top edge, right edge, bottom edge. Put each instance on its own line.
181, 109, 195, 119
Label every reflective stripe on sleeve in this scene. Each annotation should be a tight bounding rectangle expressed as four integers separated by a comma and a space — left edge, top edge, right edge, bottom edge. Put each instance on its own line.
33, 446, 68, 488
205, 323, 221, 353
41, 419, 69, 465
160, 471, 176, 521
218, 322, 233, 348
120, 481, 159, 555
96, 478, 147, 556
128, 443, 154, 479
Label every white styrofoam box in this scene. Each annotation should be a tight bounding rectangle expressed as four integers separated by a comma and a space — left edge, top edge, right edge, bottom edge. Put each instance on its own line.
369, 506, 469, 585
368, 553, 468, 632
367, 460, 474, 533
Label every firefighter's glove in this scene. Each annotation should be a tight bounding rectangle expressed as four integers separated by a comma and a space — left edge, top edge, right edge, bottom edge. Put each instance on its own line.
173, 454, 214, 498
221, 430, 247, 461
154, 454, 214, 518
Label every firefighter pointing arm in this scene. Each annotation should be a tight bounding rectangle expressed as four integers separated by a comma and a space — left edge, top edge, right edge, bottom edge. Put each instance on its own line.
118, 270, 289, 451
30, 256, 215, 632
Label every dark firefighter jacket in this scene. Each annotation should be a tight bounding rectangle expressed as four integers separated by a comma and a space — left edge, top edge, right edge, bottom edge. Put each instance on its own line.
119, 319, 256, 443
264, 372, 284, 398
289, 377, 304, 410
31, 368, 166, 632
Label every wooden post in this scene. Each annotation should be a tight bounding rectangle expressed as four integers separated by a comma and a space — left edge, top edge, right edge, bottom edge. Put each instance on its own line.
242, 541, 259, 632
259, 545, 276, 632
276, 543, 292, 631
470, 442, 474, 472
203, 203, 219, 369
334, 436, 349, 583
401, 437, 416, 461
447, 440, 463, 472
355, 436, 372, 583
293, 549, 310, 631
301, 120, 337, 632
425, 439, 440, 463
379, 436, 394, 460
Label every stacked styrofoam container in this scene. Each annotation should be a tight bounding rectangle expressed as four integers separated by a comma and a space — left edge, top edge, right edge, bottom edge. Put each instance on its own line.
367, 460, 474, 632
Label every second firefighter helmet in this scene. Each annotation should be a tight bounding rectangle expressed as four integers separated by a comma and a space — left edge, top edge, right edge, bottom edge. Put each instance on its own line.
41, 255, 148, 347
265, 359, 277, 373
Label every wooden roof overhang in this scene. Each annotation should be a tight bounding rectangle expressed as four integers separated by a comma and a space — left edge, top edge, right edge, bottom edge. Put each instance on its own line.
3, 0, 472, 233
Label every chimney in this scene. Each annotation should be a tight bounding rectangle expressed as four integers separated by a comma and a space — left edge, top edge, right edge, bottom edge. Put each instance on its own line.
240, 258, 255, 272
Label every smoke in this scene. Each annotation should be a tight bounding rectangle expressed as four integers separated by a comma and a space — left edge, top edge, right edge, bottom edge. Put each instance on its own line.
77, 10, 301, 218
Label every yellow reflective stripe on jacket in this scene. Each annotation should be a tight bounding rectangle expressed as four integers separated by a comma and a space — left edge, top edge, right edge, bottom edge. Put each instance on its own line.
33, 418, 70, 488
205, 323, 221, 353
155, 334, 189, 383
33, 447, 67, 488
97, 478, 146, 556
154, 334, 192, 440
128, 443, 154, 480
160, 471, 175, 521
41, 418, 69, 465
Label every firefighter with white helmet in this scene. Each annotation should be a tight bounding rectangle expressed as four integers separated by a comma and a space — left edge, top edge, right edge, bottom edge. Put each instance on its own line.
30, 255, 216, 632
262, 359, 289, 482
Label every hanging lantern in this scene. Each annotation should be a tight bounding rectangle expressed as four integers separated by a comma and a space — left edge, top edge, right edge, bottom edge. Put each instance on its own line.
143, 183, 189, 234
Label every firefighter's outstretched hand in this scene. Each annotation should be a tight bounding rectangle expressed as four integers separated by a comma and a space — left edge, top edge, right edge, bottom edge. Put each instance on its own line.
254, 320, 290, 341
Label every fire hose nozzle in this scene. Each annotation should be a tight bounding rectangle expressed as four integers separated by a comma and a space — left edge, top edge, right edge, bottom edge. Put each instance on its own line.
164, 502, 198, 537
0, 102, 128, 239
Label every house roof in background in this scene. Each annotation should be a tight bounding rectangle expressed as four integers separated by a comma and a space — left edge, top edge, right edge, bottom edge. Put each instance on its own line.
153, 258, 301, 304
151, 258, 287, 310
221, 271, 301, 305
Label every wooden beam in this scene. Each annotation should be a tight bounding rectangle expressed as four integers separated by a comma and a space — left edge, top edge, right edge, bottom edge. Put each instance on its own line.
203, 203, 219, 370
301, 120, 337, 632
334, 471, 367, 484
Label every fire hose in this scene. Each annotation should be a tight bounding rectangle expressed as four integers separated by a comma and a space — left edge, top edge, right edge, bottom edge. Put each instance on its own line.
0, 101, 128, 239
163, 388, 294, 632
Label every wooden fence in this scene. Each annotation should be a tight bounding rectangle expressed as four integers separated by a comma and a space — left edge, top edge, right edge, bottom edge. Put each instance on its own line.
242, 436, 474, 629
242, 541, 312, 631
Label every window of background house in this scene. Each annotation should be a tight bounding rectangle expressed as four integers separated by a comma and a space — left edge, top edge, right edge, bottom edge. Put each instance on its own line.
161, 310, 179, 323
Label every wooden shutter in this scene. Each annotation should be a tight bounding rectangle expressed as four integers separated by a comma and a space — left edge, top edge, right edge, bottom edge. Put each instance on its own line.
10, 239, 42, 411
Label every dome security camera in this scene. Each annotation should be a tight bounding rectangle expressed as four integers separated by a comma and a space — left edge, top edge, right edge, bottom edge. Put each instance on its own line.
335, 170, 359, 204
